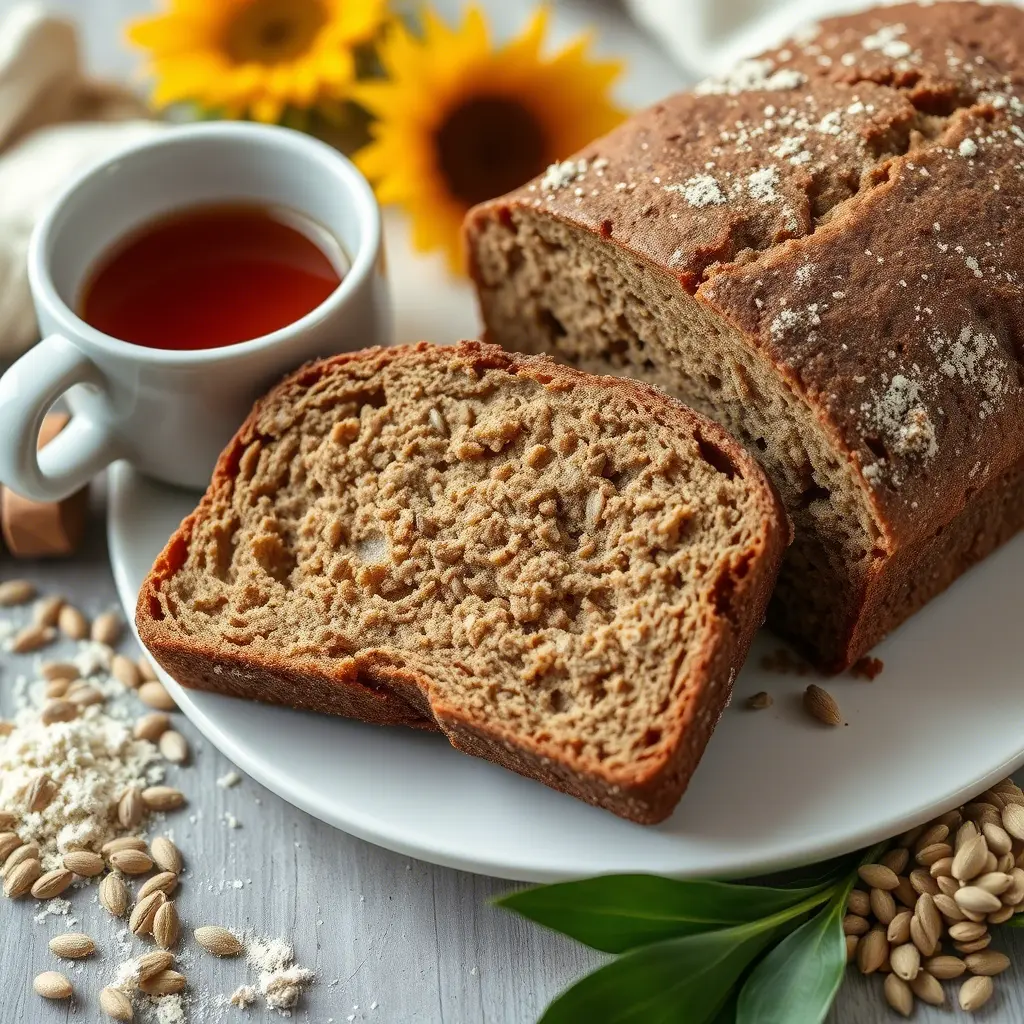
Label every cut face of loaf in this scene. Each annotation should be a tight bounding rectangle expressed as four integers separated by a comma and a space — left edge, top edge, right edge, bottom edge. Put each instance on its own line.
466, 1, 1024, 670
137, 342, 787, 823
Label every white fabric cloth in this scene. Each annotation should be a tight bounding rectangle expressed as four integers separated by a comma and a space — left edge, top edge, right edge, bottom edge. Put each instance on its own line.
0, 4, 164, 360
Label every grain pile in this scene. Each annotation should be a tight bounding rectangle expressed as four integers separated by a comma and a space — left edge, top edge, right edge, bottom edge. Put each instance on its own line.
845, 778, 1024, 1015
0, 580, 315, 1019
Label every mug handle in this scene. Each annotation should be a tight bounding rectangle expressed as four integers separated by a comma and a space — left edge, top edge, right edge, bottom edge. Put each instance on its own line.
0, 334, 125, 502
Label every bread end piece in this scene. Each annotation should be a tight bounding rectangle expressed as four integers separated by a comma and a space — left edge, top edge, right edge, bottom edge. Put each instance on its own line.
137, 341, 787, 823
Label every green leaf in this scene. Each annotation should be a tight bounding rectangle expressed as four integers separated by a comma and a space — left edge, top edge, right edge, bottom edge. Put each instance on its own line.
734, 901, 845, 1024
758, 853, 858, 890
735, 839, 890, 1024
539, 922, 779, 1024
497, 874, 830, 953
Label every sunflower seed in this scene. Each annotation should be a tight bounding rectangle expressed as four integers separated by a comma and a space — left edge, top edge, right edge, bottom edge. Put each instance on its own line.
63, 850, 105, 877
803, 684, 841, 725
857, 927, 888, 974
893, 875, 918, 908
1005, 868, 1024, 905
99, 986, 133, 1021
28, 774, 63, 811
846, 934, 859, 962
99, 873, 129, 917
138, 657, 158, 683
982, 822, 1012, 855
948, 920, 988, 942
66, 683, 104, 707
159, 731, 189, 764
129, 891, 166, 936
2, 842, 38, 878
858, 864, 900, 890
965, 803, 1000, 827
139, 969, 185, 996
139, 681, 176, 711
955, 886, 1003, 915
843, 914, 869, 936
987, 904, 1014, 924
44, 679, 69, 699
4, 857, 41, 897
117, 787, 144, 829
0, 579, 35, 605
11, 624, 53, 653
955, 934, 993, 954
57, 604, 88, 640
0, 832, 22, 861
965, 950, 1010, 976
887, 910, 913, 945
138, 871, 178, 901
881, 848, 910, 874
915, 893, 942, 949
910, 970, 945, 1006
973, 871, 1012, 896
40, 699, 77, 725
847, 889, 871, 916
40, 661, 78, 682
111, 849, 153, 875
31, 868, 73, 899
137, 950, 174, 981
916, 842, 953, 866
101, 836, 147, 856
48, 932, 95, 959
1002, 803, 1024, 841
33, 971, 72, 999
959, 975, 994, 1011
897, 825, 925, 849
952, 834, 989, 882
937, 874, 960, 897
194, 925, 243, 958
915, 823, 950, 850
91, 611, 121, 645
32, 595, 64, 627
925, 954, 966, 979
956, 820, 979, 850
929, 856, 954, 878
910, 914, 936, 957
909, 868, 939, 896
134, 713, 171, 742
890, 942, 921, 981
153, 900, 180, 949
997, 851, 1015, 873
883, 974, 913, 1017
142, 786, 185, 811
870, 887, 897, 925
111, 654, 141, 690
150, 837, 182, 876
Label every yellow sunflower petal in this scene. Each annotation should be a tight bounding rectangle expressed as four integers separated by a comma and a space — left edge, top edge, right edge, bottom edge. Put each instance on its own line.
353, 4, 628, 276
128, 0, 383, 119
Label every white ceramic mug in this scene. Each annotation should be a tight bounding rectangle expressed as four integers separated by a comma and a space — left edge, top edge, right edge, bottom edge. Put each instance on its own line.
0, 121, 391, 501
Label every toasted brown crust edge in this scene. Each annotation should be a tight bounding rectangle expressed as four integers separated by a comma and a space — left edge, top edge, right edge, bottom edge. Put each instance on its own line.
136, 340, 789, 824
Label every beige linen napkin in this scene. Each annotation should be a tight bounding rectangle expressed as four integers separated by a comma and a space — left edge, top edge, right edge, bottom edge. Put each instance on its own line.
0, 3, 165, 360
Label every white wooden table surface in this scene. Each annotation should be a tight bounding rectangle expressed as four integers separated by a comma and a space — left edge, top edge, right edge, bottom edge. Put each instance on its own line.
3, 2, 1024, 1022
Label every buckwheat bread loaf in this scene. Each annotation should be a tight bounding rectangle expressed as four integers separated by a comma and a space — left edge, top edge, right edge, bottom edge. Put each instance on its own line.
466, 1, 1024, 671
136, 341, 786, 823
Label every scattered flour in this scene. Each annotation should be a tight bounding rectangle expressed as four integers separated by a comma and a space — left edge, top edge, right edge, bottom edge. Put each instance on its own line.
695, 58, 806, 96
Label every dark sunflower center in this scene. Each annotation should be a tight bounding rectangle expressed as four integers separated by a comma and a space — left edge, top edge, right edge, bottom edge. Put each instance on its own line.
225, 0, 327, 65
435, 97, 547, 207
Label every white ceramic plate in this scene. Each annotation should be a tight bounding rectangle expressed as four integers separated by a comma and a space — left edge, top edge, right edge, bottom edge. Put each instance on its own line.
105, 3, 1024, 882
108, 462, 1024, 882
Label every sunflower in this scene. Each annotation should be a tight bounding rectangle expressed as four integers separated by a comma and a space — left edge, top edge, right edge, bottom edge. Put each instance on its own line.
354, 6, 627, 272
127, 0, 389, 123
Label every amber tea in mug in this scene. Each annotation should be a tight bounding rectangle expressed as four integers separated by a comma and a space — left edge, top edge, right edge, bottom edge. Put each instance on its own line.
79, 202, 346, 350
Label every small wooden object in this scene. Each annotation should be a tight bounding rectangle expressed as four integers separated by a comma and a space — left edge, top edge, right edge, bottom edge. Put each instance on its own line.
1, 413, 88, 557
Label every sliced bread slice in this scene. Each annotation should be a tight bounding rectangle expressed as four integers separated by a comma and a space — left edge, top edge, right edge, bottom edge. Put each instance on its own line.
136, 341, 788, 823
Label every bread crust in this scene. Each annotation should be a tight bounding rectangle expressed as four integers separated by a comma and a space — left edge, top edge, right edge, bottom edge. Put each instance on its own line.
137, 341, 788, 824
465, 2, 1024, 670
